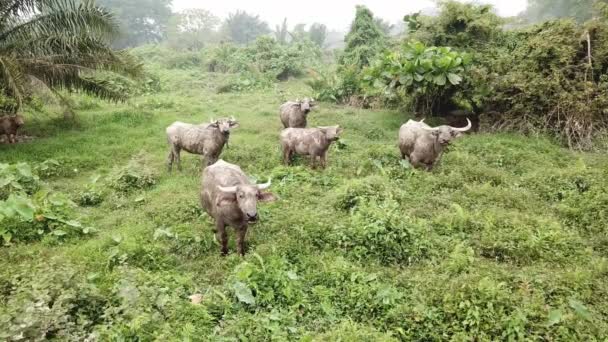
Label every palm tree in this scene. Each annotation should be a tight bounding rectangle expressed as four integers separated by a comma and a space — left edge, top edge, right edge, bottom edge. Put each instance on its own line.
0, 0, 143, 115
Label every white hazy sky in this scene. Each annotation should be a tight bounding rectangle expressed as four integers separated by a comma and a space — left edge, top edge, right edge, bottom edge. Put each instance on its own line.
172, 0, 528, 31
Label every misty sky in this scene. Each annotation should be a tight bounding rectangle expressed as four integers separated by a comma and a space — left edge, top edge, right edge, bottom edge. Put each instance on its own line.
172, 0, 528, 31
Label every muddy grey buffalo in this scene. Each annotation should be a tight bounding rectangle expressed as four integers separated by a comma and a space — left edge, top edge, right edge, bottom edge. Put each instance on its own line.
166, 117, 238, 171
200, 160, 276, 256
280, 125, 343, 169
279, 98, 316, 128
0, 115, 25, 144
399, 118, 472, 171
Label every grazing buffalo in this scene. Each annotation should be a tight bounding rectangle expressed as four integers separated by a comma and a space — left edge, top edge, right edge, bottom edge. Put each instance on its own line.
399, 118, 471, 171
279, 98, 316, 128
0, 115, 25, 144
200, 160, 276, 256
280, 125, 343, 169
166, 117, 238, 171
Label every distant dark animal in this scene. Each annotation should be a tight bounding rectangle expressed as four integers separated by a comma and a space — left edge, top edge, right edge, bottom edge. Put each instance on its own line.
279, 98, 316, 128
200, 160, 277, 256
280, 125, 343, 169
398, 118, 472, 171
166, 117, 238, 171
0, 115, 25, 144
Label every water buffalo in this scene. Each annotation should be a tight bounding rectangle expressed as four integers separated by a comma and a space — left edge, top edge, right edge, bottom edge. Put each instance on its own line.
166, 117, 238, 171
200, 160, 276, 256
399, 118, 471, 171
280, 125, 343, 169
279, 98, 316, 128
0, 115, 25, 144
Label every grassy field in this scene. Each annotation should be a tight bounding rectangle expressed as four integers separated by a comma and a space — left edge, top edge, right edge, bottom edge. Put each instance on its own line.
1, 67, 608, 340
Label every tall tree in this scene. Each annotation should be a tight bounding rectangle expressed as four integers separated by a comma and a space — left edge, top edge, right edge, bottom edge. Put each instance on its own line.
96, 0, 172, 47
167, 8, 220, 50
222, 10, 270, 45
309, 23, 327, 47
275, 18, 289, 44
0, 0, 142, 114
339, 6, 386, 69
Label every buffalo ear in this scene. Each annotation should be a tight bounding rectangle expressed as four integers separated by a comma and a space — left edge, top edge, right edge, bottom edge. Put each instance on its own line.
209, 122, 219, 128
257, 191, 277, 202
431, 130, 440, 137
216, 193, 236, 207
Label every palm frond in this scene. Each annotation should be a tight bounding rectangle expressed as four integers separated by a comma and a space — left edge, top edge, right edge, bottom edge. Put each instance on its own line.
0, 0, 142, 108
1, 0, 118, 44
0, 55, 26, 109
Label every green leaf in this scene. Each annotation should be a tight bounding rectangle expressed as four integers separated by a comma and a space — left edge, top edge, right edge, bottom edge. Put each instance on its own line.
1, 232, 12, 243
287, 270, 298, 280
9, 196, 35, 220
433, 74, 447, 86
569, 299, 592, 321
53, 229, 67, 236
16, 163, 33, 178
447, 73, 463, 85
546, 309, 562, 326
233, 281, 256, 305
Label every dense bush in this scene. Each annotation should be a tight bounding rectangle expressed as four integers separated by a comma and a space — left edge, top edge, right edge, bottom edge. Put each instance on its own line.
364, 41, 470, 114
406, 0, 608, 149
0, 161, 91, 244
107, 153, 158, 193
334, 200, 437, 265
0, 261, 108, 341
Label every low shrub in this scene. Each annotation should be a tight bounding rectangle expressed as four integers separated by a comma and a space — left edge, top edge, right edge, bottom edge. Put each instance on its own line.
107, 153, 158, 193
77, 175, 104, 207
334, 200, 437, 265
0, 191, 94, 244
228, 254, 303, 310
0, 261, 108, 341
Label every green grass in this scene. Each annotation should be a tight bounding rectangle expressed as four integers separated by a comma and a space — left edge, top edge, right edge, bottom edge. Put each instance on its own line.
1, 71, 607, 340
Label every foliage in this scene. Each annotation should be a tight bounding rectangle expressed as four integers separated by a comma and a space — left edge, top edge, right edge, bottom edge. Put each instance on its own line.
0, 0, 144, 113
365, 41, 470, 114
521, 0, 606, 23
309, 23, 328, 47
107, 153, 157, 193
339, 6, 387, 69
0, 261, 108, 341
206, 37, 322, 88
96, 0, 173, 48
77, 175, 104, 207
405, 0, 608, 149
334, 199, 435, 265
480, 19, 608, 149
221, 10, 271, 45
0, 191, 93, 244
409, 1, 504, 50
166, 8, 220, 51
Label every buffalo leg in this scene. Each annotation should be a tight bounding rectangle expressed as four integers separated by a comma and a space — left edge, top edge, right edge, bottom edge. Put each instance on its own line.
236, 225, 248, 256
216, 221, 228, 255
282, 146, 292, 166
320, 152, 327, 169
166, 150, 174, 172
171, 146, 181, 171
409, 153, 427, 170
310, 155, 317, 169
8, 134, 15, 144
